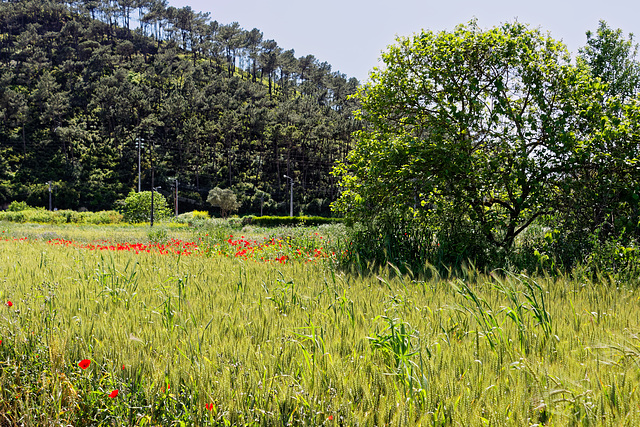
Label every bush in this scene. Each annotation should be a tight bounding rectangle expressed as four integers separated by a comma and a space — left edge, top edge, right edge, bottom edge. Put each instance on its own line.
0, 211, 26, 223
246, 216, 343, 227
192, 210, 210, 220
0, 208, 123, 225
175, 211, 211, 227
84, 210, 123, 224
7, 201, 30, 212
119, 191, 171, 223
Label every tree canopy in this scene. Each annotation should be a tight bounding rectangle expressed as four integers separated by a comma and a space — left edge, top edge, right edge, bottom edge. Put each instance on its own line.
333, 20, 640, 269
206, 187, 240, 218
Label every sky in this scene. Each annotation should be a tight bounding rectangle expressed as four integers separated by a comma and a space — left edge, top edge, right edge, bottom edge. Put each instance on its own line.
167, 0, 640, 83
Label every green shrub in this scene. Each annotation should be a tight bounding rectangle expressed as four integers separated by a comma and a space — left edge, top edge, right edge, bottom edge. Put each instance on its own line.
7, 201, 31, 212
24, 209, 62, 224
84, 210, 123, 224
175, 211, 211, 227
246, 216, 343, 227
192, 210, 210, 220
147, 227, 168, 243
0, 211, 26, 223
119, 191, 171, 223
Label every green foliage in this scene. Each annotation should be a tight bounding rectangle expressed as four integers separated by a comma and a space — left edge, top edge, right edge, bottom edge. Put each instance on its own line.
0, 209, 122, 224
191, 210, 210, 220
206, 187, 240, 218
120, 191, 171, 223
0, 211, 27, 223
0, 0, 358, 212
7, 201, 31, 212
147, 227, 168, 244
579, 20, 640, 102
82, 210, 124, 225
333, 19, 640, 271
544, 22, 640, 263
246, 215, 343, 227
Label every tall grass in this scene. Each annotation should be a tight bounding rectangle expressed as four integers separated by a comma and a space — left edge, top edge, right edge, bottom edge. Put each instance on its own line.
0, 224, 639, 425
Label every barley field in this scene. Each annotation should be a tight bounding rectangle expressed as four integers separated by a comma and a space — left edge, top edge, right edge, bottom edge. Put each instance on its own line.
0, 222, 639, 425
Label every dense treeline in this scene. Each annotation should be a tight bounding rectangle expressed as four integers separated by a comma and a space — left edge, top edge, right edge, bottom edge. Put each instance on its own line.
0, 0, 359, 215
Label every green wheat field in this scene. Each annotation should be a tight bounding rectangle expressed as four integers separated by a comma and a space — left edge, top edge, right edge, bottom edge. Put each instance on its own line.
1, 222, 639, 426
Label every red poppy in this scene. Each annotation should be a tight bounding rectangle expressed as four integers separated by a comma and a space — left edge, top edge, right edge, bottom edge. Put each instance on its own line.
6, 301, 12, 307
205, 403, 214, 411
78, 359, 91, 369
122, 364, 125, 370
328, 415, 334, 421
108, 389, 119, 398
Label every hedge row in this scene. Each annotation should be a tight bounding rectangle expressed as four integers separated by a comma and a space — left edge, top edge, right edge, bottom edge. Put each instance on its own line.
0, 209, 341, 227
243, 216, 343, 227
0, 209, 123, 224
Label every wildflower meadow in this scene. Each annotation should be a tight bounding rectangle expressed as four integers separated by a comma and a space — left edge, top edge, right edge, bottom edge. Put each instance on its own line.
1, 222, 640, 425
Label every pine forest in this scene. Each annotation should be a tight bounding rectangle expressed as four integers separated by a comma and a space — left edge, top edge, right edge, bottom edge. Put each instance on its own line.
0, 0, 360, 215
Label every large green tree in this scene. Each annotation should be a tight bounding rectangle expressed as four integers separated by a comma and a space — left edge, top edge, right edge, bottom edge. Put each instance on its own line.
333, 21, 601, 265
548, 22, 640, 259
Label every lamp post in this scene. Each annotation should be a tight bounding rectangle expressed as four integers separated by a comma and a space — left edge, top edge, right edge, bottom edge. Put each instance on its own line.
283, 175, 294, 217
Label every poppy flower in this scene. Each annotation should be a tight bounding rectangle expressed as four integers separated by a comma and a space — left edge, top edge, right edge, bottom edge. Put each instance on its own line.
205, 403, 214, 411
328, 415, 334, 421
108, 389, 119, 398
6, 301, 12, 307
78, 359, 91, 369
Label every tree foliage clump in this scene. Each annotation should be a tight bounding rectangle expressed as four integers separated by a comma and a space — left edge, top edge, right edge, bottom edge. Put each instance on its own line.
207, 187, 240, 218
333, 20, 640, 271
120, 191, 171, 223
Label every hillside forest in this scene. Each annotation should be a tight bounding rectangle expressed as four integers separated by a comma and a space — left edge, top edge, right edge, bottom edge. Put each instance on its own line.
0, 0, 360, 215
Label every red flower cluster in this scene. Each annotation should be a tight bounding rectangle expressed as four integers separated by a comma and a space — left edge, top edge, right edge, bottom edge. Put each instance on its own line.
47, 238, 198, 256
205, 235, 331, 264
4, 233, 334, 264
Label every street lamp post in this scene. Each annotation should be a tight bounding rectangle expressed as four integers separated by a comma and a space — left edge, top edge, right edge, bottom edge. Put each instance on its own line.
283, 175, 294, 217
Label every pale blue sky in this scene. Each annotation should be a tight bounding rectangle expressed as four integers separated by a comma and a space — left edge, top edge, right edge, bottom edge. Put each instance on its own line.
168, 0, 639, 82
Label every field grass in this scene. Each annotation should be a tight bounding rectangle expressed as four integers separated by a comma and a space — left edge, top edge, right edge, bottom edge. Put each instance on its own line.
1, 221, 640, 425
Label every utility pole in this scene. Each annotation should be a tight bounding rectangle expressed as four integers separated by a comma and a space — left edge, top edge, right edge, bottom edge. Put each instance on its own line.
150, 170, 154, 227
174, 179, 178, 217
151, 185, 161, 227
284, 175, 294, 217
150, 141, 154, 227
137, 137, 141, 192
48, 181, 52, 211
